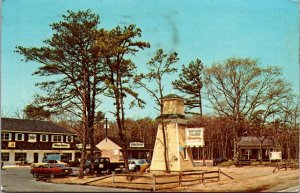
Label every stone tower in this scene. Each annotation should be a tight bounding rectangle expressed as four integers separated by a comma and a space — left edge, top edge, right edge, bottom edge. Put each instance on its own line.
150, 94, 194, 172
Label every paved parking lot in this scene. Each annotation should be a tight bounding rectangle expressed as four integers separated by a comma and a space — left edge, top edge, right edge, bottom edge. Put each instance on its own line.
1, 167, 136, 192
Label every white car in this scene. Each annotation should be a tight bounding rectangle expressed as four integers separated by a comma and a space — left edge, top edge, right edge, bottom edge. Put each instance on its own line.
128, 159, 148, 171
31, 160, 67, 168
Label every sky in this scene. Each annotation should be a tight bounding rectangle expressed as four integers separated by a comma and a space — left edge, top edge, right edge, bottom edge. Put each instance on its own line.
1, 0, 299, 120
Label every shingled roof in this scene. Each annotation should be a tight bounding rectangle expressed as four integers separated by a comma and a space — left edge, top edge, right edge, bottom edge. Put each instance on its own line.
238, 136, 275, 147
1, 118, 74, 134
162, 94, 184, 100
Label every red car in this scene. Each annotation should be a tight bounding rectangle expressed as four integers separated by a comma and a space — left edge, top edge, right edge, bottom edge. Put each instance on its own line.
30, 163, 72, 178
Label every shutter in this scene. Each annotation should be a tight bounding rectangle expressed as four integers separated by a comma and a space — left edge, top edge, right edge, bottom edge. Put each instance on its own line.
22, 134, 24, 141
61, 135, 63, 142
15, 133, 17, 141
51, 135, 54, 142
46, 135, 49, 142
9, 133, 12, 141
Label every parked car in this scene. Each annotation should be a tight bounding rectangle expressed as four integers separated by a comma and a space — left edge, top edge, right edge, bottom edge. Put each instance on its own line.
213, 157, 228, 166
84, 157, 125, 174
128, 159, 149, 171
30, 163, 72, 178
31, 159, 67, 168
31, 154, 67, 168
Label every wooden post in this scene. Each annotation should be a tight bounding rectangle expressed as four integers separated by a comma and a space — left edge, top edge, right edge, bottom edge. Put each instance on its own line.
179, 172, 182, 187
199, 171, 202, 183
152, 173, 156, 191
218, 169, 220, 181
112, 172, 115, 187
202, 171, 205, 185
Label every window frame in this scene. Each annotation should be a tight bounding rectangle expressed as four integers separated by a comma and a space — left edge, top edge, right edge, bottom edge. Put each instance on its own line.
1, 133, 12, 141
245, 149, 252, 155
14, 152, 27, 162
51, 135, 63, 142
1, 152, 9, 161
40, 134, 49, 142
28, 134, 37, 142
15, 133, 24, 141
66, 136, 74, 143
183, 147, 189, 160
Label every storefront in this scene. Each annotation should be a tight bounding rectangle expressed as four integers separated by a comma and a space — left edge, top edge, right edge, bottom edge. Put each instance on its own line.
1, 118, 80, 165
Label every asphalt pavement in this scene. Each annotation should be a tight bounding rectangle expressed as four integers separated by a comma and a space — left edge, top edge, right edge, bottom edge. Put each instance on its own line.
1, 167, 139, 192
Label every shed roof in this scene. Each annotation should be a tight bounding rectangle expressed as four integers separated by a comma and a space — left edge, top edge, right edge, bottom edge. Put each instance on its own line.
238, 136, 275, 147
1, 118, 74, 134
96, 137, 122, 150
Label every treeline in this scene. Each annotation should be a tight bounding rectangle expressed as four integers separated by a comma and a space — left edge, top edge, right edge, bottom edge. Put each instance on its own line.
85, 115, 299, 161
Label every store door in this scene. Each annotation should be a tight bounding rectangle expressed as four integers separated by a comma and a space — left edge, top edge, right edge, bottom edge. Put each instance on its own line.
34, 153, 39, 163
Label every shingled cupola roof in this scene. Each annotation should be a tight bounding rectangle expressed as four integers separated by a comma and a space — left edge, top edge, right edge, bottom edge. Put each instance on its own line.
162, 93, 184, 100
1, 118, 74, 134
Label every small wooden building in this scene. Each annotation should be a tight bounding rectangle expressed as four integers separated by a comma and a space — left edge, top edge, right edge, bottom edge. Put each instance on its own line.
96, 138, 123, 162
238, 136, 276, 161
96, 137, 153, 162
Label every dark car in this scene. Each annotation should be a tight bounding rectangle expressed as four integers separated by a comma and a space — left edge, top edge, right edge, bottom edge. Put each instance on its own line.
30, 163, 72, 178
213, 157, 228, 166
84, 157, 124, 174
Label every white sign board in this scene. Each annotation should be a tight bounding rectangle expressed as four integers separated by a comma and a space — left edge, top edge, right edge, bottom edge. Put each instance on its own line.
185, 127, 204, 147
52, 143, 70, 149
129, 142, 144, 148
270, 151, 282, 161
8, 142, 16, 148
76, 143, 91, 149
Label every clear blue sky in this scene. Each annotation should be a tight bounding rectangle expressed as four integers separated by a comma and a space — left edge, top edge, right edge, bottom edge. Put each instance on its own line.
2, 0, 299, 120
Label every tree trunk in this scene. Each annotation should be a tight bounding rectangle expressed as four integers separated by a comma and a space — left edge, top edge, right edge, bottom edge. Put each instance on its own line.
259, 141, 263, 164
202, 146, 206, 166
161, 122, 170, 172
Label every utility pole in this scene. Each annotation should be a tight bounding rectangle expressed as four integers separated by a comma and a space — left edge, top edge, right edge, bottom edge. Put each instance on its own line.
104, 118, 109, 142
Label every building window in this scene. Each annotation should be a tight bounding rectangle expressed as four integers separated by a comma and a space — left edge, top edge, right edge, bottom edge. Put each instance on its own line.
1, 133, 11, 141
1, 152, 9, 161
66, 136, 74, 143
51, 135, 63, 142
183, 147, 188, 160
40, 134, 48, 142
28, 134, 37, 142
61, 153, 72, 161
15, 133, 24, 141
15, 153, 27, 162
245, 149, 252, 155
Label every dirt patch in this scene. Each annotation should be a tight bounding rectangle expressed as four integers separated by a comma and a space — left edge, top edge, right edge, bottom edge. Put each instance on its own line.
51, 166, 299, 192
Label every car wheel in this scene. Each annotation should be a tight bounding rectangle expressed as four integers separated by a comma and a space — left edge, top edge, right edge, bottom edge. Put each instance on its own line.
33, 173, 39, 178
136, 166, 140, 172
50, 173, 55, 179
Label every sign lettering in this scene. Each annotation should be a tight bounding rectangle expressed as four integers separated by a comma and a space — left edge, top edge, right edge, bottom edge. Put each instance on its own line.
52, 143, 70, 149
185, 128, 205, 147
129, 142, 144, 148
